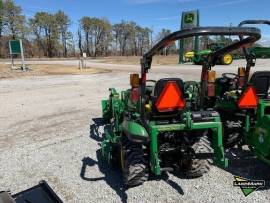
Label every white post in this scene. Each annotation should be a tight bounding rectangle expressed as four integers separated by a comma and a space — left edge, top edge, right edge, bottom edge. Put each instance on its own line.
9, 41, 14, 70
82, 53, 86, 69
11, 54, 14, 70
19, 39, 26, 71
79, 58, 83, 70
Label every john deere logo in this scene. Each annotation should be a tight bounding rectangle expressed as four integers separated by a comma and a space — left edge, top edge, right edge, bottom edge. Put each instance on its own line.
184, 13, 195, 24
233, 176, 265, 197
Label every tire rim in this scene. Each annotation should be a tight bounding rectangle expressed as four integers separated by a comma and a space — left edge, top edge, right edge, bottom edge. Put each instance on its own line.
223, 54, 233, 64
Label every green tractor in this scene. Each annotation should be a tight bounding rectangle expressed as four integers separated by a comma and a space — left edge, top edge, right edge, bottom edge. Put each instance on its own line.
193, 42, 234, 65
100, 26, 260, 187
250, 46, 270, 59
240, 20, 270, 59
211, 20, 270, 165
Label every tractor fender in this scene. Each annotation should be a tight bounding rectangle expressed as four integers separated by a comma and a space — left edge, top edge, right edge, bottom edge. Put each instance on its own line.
101, 99, 112, 122
251, 115, 270, 158
122, 120, 149, 143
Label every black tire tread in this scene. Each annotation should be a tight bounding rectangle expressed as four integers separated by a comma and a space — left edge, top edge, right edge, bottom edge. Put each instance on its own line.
184, 135, 213, 178
121, 136, 149, 187
223, 119, 243, 148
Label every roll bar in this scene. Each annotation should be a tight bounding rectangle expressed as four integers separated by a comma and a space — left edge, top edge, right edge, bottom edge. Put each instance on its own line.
239, 20, 270, 27
238, 20, 270, 84
142, 26, 261, 71
140, 26, 261, 128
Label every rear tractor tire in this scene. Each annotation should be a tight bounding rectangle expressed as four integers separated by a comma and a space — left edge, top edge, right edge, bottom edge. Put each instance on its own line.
181, 135, 213, 178
120, 136, 149, 187
223, 119, 243, 148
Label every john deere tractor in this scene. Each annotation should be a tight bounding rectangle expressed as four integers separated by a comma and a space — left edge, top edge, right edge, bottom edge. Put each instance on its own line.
193, 42, 234, 65
210, 20, 270, 166
100, 26, 261, 187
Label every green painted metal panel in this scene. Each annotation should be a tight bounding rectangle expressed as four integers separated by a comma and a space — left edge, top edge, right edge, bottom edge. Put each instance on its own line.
101, 100, 110, 120
122, 120, 149, 139
9, 40, 22, 54
251, 116, 270, 158
148, 116, 228, 174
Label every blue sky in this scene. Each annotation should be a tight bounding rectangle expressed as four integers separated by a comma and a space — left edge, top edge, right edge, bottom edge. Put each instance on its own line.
15, 0, 270, 45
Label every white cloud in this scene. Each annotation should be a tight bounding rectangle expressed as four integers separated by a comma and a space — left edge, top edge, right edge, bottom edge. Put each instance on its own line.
218, 0, 249, 6
126, 0, 162, 5
156, 15, 179, 21
259, 37, 270, 47
178, 0, 197, 2
127, 0, 251, 6
126, 0, 197, 5
197, 0, 253, 9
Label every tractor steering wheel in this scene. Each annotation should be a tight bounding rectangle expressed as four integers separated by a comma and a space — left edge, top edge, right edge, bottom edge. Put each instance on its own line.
222, 73, 238, 80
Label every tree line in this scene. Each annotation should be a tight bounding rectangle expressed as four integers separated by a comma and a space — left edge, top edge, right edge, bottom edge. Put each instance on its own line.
0, 0, 179, 58
1, 0, 247, 59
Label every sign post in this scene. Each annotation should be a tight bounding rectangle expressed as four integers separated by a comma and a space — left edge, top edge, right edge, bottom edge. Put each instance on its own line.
179, 10, 200, 64
9, 39, 26, 71
79, 53, 87, 70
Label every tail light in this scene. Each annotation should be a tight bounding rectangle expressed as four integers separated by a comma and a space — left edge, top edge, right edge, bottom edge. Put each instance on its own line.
130, 73, 140, 103
208, 70, 216, 83
131, 88, 139, 103
156, 81, 185, 112
238, 67, 245, 88
130, 73, 139, 88
238, 86, 258, 109
207, 70, 216, 97
207, 83, 215, 97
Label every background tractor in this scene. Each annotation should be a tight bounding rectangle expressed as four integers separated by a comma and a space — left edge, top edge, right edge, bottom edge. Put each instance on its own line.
193, 42, 233, 65
210, 20, 270, 165
100, 26, 261, 187
250, 46, 270, 58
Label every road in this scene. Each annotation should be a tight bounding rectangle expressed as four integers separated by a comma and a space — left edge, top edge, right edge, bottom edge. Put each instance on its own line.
0, 59, 269, 202
7, 58, 270, 75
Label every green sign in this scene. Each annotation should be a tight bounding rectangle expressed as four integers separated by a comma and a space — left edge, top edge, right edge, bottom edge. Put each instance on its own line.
181, 10, 199, 29
179, 10, 200, 64
9, 40, 22, 54
9, 39, 26, 71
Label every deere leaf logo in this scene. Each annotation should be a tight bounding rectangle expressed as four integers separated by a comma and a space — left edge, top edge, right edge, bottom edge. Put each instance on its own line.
233, 176, 265, 197
184, 13, 194, 24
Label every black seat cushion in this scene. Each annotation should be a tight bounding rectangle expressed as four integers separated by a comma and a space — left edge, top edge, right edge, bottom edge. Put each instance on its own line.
153, 78, 184, 98
249, 71, 270, 98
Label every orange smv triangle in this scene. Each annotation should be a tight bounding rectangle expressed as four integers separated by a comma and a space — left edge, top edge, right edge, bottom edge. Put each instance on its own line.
156, 81, 185, 112
238, 86, 258, 109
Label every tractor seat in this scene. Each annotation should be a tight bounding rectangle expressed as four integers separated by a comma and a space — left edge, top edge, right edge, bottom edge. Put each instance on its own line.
150, 78, 185, 121
249, 71, 270, 98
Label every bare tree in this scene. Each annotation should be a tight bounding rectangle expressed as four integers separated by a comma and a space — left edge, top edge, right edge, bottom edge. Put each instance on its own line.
3, 0, 25, 39
55, 10, 70, 57
78, 27, 83, 56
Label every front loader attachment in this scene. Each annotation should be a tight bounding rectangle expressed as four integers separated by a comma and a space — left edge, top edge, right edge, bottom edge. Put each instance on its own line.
0, 180, 63, 203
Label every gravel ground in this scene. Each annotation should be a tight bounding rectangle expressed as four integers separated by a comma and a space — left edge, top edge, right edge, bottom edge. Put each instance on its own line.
0, 59, 270, 203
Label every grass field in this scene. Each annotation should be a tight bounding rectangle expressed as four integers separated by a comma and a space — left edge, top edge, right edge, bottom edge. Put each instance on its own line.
0, 55, 180, 79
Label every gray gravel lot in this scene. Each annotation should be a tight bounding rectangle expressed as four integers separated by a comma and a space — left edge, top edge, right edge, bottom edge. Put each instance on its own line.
0, 59, 270, 202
